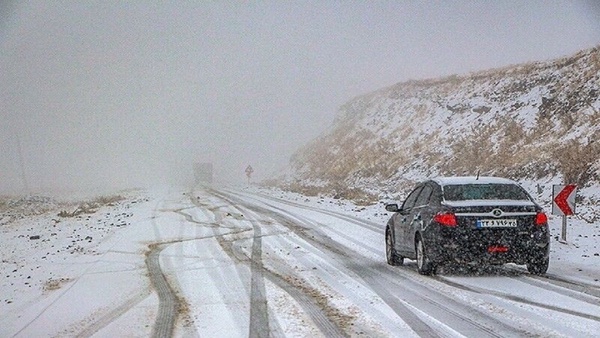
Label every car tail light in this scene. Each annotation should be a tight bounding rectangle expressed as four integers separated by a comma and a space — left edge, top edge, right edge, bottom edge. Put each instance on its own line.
434, 212, 457, 227
535, 212, 548, 225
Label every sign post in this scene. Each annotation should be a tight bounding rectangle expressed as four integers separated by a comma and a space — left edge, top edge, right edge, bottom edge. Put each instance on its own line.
552, 184, 577, 242
245, 165, 254, 184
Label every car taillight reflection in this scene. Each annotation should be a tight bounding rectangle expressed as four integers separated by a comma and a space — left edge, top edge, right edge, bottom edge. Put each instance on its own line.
488, 245, 509, 253
434, 212, 457, 227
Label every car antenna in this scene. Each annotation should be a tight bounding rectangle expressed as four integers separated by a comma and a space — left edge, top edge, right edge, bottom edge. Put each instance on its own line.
476, 169, 480, 180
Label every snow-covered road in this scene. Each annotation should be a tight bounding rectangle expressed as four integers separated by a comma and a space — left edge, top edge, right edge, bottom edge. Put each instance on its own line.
1, 186, 599, 337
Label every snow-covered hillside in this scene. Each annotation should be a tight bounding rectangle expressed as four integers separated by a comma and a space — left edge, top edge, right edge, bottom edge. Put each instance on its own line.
280, 46, 600, 208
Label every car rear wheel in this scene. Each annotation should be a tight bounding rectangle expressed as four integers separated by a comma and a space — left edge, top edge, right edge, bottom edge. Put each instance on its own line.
527, 256, 549, 275
416, 236, 435, 275
386, 227, 403, 266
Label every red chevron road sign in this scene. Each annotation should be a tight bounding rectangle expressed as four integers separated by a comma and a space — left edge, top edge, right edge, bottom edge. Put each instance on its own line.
552, 184, 577, 216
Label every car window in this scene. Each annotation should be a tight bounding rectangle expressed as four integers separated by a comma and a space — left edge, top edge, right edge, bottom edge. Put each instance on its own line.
428, 184, 442, 205
415, 185, 433, 207
443, 183, 531, 201
401, 185, 423, 210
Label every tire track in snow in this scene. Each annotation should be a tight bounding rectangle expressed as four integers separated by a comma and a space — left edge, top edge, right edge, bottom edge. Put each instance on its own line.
205, 190, 346, 337
75, 287, 153, 337
47, 200, 169, 337
145, 194, 249, 337
511, 275, 600, 306
218, 192, 445, 337
145, 199, 198, 338
436, 276, 600, 321
247, 216, 270, 338
146, 243, 178, 338
192, 194, 272, 337
506, 266, 600, 301
180, 199, 257, 336
227, 189, 382, 232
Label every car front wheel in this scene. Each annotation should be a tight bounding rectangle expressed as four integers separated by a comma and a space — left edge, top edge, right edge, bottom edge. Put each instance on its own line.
416, 236, 435, 275
386, 227, 403, 266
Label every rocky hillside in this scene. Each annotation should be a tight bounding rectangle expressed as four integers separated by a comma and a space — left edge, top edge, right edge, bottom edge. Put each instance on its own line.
278, 46, 600, 205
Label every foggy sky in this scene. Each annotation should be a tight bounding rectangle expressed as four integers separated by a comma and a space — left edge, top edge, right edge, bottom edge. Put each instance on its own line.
1, 1, 600, 195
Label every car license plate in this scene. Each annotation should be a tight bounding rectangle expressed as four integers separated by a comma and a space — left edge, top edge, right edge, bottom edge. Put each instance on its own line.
477, 219, 517, 228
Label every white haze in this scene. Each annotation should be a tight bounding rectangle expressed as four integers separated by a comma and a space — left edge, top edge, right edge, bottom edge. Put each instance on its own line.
1, 1, 599, 195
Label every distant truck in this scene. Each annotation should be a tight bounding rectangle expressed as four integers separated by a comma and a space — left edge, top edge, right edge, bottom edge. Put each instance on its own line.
193, 162, 213, 184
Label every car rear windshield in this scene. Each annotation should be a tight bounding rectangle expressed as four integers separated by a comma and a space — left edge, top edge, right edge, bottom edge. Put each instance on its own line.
443, 184, 530, 201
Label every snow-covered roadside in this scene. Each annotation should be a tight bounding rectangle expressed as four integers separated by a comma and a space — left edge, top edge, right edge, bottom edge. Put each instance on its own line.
245, 184, 600, 286
0, 191, 158, 337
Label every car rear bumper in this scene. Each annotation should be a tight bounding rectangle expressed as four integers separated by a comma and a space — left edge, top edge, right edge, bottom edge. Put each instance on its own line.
424, 231, 549, 265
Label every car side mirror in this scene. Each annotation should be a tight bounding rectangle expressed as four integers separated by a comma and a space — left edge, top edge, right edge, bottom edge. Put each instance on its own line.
385, 203, 400, 212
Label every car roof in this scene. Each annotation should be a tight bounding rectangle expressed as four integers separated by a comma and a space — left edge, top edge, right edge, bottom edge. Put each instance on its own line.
430, 176, 518, 186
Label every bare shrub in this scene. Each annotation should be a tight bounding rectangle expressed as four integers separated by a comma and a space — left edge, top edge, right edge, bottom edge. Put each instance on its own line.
283, 181, 377, 205
58, 194, 124, 218
330, 184, 377, 205
92, 194, 124, 206
553, 137, 600, 186
0, 197, 8, 212
444, 124, 496, 175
